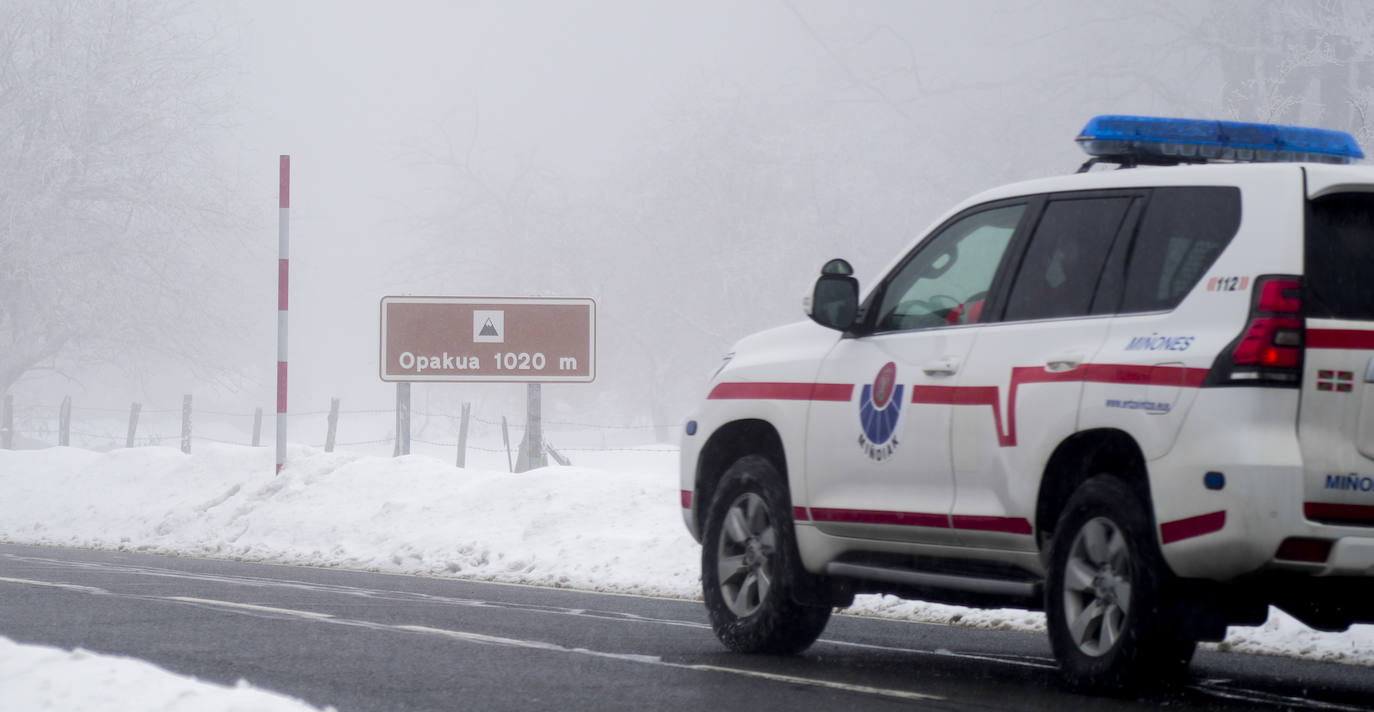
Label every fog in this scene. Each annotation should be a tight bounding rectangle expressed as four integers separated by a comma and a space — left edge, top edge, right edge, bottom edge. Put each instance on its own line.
6, 0, 1370, 444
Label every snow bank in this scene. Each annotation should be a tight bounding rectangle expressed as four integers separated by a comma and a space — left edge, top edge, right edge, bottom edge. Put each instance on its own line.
0, 636, 331, 712
1, 443, 1372, 673
0, 444, 697, 596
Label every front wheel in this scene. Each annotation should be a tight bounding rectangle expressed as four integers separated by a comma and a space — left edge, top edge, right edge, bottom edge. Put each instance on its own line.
701, 455, 830, 654
1046, 475, 1196, 691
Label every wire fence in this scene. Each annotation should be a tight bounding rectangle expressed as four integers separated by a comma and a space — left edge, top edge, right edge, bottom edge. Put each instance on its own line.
0, 393, 680, 466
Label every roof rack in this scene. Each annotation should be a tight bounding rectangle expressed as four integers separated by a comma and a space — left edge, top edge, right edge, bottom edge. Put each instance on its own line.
1075, 115, 1364, 173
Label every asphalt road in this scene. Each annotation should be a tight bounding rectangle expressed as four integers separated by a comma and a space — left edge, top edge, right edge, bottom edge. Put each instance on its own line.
0, 542, 1371, 711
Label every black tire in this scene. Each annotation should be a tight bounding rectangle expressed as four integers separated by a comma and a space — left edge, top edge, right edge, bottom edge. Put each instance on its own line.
1046, 475, 1197, 692
701, 455, 831, 654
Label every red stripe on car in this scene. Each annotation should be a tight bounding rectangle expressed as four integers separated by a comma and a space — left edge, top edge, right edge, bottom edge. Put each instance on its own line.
913, 364, 1208, 447
708, 382, 853, 401
1305, 501, 1374, 523
808, 508, 1033, 534
1308, 329, 1374, 350
951, 515, 1033, 535
709, 363, 1206, 449
810, 507, 949, 528
1160, 511, 1226, 544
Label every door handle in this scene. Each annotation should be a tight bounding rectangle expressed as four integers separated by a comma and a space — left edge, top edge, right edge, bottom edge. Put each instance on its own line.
1045, 353, 1084, 373
923, 356, 961, 377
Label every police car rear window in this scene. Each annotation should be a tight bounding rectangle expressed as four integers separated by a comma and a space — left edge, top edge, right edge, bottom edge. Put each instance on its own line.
1307, 192, 1374, 321
1119, 187, 1241, 314
1003, 196, 1130, 322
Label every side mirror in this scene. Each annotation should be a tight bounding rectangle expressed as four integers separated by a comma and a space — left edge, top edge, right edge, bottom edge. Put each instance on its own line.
805, 258, 859, 331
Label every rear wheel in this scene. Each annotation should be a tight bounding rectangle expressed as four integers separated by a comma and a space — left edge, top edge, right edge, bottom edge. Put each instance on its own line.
702, 455, 830, 654
1046, 475, 1196, 691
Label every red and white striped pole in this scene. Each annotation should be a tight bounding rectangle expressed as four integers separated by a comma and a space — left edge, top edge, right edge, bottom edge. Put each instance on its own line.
276, 155, 290, 474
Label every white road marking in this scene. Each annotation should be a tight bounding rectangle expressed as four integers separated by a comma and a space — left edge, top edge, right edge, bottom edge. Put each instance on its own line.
0, 575, 105, 595
682, 664, 942, 701
2, 552, 1366, 709
3, 552, 712, 628
820, 638, 1057, 669
0, 572, 950, 704
398, 625, 665, 664
396, 625, 941, 701
165, 596, 336, 619
1189, 679, 1371, 712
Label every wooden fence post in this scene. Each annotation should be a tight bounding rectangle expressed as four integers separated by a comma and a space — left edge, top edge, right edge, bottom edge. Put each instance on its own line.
126, 403, 141, 448
180, 394, 192, 454
252, 407, 263, 447
455, 402, 471, 468
59, 396, 71, 446
1, 394, 12, 449
546, 441, 571, 467
325, 397, 339, 453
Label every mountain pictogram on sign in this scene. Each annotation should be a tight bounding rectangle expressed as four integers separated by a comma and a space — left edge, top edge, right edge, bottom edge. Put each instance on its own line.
473, 310, 505, 343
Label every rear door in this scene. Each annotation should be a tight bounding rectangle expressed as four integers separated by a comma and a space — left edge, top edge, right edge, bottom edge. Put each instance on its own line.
1300, 183, 1374, 527
1085, 186, 1243, 461
951, 191, 1140, 550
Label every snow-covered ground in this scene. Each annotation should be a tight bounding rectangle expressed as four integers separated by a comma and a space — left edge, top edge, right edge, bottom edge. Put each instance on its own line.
0, 635, 330, 712
1, 443, 1371, 708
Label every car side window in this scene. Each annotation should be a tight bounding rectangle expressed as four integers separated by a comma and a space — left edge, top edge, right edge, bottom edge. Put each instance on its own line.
1002, 197, 1131, 322
1119, 187, 1241, 313
873, 204, 1024, 332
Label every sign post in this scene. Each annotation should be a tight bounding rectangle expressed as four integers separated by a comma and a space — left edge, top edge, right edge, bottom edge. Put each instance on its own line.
526, 383, 542, 469
380, 296, 595, 470
394, 383, 411, 456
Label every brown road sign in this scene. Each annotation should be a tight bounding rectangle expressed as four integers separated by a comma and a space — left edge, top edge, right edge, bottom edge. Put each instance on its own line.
380, 296, 596, 383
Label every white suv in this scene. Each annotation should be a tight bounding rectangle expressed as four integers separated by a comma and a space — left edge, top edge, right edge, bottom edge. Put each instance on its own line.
679, 116, 1374, 690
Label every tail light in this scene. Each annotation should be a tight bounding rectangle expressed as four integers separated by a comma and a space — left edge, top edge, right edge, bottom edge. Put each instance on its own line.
1206, 276, 1304, 386
1275, 537, 1333, 563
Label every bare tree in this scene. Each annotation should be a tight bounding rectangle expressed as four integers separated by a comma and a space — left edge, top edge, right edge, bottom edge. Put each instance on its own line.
0, 0, 246, 395
1165, 1, 1374, 138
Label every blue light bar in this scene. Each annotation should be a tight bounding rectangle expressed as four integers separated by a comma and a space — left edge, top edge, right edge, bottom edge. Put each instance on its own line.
1077, 115, 1364, 166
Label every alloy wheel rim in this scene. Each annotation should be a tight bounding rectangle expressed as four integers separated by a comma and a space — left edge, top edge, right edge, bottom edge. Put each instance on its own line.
716, 492, 777, 617
1061, 516, 1133, 657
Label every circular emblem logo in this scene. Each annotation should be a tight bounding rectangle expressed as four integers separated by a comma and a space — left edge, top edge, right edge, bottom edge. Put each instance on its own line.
858, 362, 903, 461
871, 361, 897, 409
